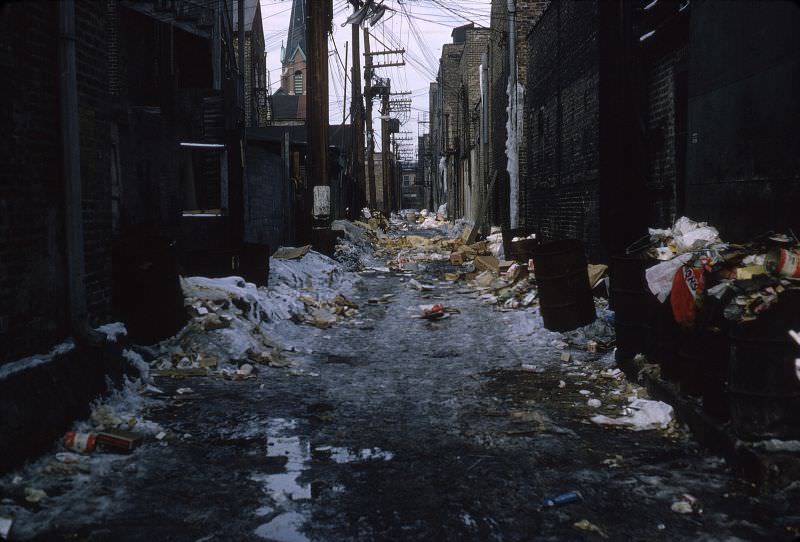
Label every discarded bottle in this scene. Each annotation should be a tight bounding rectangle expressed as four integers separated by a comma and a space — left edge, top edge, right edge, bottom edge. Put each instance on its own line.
540, 491, 583, 510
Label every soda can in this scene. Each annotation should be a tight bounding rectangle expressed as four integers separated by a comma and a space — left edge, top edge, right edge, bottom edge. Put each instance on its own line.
63, 431, 96, 453
765, 248, 800, 278
540, 490, 583, 509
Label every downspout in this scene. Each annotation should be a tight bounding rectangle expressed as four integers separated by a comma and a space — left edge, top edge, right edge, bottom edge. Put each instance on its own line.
506, 0, 519, 228
59, 0, 102, 345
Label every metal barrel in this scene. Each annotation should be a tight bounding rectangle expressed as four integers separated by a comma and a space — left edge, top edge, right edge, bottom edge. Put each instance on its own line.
610, 255, 658, 363
533, 239, 596, 332
675, 328, 729, 411
729, 291, 800, 440
646, 298, 680, 381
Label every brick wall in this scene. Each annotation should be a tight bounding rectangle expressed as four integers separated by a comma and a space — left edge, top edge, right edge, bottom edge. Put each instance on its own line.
456, 28, 489, 220
685, 0, 800, 241
440, 42, 464, 218
525, 1, 603, 259
488, 0, 549, 229
516, 1, 550, 226
0, 2, 113, 364
643, 46, 687, 229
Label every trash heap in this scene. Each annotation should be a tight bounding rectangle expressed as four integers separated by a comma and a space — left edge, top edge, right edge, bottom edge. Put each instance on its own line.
643, 216, 800, 327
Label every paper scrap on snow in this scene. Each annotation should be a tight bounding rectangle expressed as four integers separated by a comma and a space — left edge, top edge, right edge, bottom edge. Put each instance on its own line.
590, 398, 674, 431
273, 245, 312, 260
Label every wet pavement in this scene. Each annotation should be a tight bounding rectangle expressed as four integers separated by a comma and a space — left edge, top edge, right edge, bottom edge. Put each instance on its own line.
6, 240, 800, 541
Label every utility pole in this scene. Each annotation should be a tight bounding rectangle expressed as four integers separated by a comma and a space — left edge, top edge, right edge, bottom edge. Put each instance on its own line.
381, 87, 391, 214
307, 0, 332, 228
363, 28, 377, 209
350, 0, 365, 212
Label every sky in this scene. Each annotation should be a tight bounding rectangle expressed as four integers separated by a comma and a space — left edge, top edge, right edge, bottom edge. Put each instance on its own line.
259, 0, 492, 159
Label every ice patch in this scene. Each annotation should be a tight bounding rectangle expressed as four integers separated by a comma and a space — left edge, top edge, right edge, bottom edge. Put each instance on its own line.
97, 322, 127, 342
254, 512, 309, 542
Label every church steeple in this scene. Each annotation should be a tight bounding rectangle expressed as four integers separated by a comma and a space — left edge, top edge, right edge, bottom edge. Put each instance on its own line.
283, 0, 306, 65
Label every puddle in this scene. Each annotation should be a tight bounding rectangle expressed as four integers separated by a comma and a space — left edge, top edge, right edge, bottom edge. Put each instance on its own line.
253, 419, 312, 541
327, 447, 394, 463
253, 420, 394, 541
252, 419, 311, 503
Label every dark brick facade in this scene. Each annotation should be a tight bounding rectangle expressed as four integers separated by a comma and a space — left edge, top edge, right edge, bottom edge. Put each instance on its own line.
525, 1, 604, 258
0, 2, 113, 364
685, 0, 800, 241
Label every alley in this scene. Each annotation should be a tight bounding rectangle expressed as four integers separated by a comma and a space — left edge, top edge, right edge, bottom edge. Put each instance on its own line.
1, 218, 795, 542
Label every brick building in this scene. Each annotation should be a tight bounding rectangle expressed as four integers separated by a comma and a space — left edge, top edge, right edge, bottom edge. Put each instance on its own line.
454, 25, 489, 222
684, 0, 800, 240
523, 0, 667, 260
520, 0, 799, 261
0, 1, 114, 363
0, 0, 252, 359
487, 0, 550, 229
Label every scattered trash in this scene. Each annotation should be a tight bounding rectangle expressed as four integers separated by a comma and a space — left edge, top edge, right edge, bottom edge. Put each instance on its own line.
272, 245, 312, 260
765, 247, 800, 278
63, 431, 96, 453
23, 487, 47, 504
602, 455, 623, 468
155, 431, 167, 441
409, 278, 435, 291
671, 494, 702, 515
176, 387, 193, 395
574, 519, 608, 539
421, 304, 447, 320
540, 490, 583, 510
560, 352, 572, 362
96, 429, 144, 452
590, 398, 674, 431
586, 341, 598, 353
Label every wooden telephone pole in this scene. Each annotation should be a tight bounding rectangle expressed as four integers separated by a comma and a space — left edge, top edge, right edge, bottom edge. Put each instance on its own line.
350, 1, 366, 212
363, 28, 377, 209
306, 0, 331, 226
381, 86, 391, 214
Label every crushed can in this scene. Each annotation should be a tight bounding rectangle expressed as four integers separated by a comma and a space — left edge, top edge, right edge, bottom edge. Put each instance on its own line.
766, 247, 800, 278
540, 490, 583, 510
63, 431, 96, 453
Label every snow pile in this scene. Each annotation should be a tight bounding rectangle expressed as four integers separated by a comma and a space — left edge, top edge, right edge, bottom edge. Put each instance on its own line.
332, 220, 383, 270
152, 250, 361, 366
268, 249, 358, 311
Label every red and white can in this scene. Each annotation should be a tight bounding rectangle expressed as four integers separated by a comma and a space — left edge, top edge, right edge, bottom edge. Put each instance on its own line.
63, 431, 96, 453
766, 248, 800, 278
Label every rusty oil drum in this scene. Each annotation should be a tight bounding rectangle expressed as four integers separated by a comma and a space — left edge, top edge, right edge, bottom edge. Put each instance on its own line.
728, 291, 800, 440
533, 239, 596, 332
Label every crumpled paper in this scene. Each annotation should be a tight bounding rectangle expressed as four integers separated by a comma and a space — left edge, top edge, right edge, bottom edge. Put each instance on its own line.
590, 398, 674, 431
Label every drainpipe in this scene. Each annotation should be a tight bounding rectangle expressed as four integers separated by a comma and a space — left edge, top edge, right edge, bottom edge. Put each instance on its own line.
507, 0, 519, 228
59, 0, 102, 345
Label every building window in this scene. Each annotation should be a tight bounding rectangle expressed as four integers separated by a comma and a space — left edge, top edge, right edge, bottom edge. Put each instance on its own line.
293, 71, 304, 94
